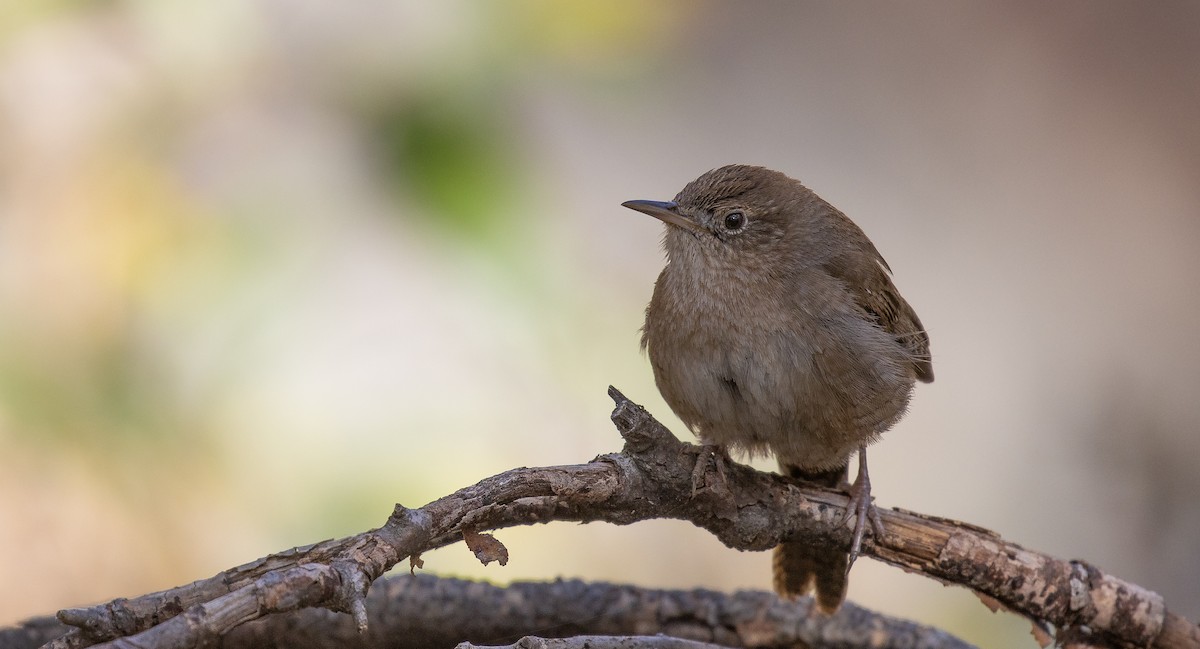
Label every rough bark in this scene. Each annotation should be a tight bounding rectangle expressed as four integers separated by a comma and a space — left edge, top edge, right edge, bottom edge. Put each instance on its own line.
1, 575, 973, 649
3, 387, 1195, 649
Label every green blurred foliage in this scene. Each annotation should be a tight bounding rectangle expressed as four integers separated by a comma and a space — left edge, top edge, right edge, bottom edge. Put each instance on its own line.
371, 90, 526, 240
0, 328, 171, 444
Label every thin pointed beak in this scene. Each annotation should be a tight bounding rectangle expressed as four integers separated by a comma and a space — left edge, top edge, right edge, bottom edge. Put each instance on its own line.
621, 200, 703, 234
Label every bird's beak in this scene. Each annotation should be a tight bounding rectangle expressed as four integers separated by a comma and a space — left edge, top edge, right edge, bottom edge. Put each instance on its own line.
621, 200, 703, 234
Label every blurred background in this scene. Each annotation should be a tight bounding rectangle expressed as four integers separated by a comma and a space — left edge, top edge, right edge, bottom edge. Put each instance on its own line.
2, 2, 1198, 646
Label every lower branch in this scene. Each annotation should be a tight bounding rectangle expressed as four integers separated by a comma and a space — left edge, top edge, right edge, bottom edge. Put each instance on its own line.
457, 636, 735, 649
2, 574, 971, 649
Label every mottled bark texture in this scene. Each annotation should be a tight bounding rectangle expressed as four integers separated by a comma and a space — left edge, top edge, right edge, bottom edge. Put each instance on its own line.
2, 388, 1195, 649
2, 575, 971, 649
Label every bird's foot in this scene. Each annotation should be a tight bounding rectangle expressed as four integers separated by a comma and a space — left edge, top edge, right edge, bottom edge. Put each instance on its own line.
840, 446, 885, 572
691, 444, 730, 497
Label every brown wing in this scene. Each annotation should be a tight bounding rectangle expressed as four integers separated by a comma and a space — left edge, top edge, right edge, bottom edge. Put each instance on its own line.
822, 242, 934, 383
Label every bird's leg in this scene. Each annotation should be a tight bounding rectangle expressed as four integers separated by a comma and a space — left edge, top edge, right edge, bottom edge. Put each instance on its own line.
691, 444, 730, 497
840, 445, 885, 571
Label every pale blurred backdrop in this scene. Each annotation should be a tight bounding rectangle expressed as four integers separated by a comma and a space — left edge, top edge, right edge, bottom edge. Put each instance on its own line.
2, 2, 1199, 647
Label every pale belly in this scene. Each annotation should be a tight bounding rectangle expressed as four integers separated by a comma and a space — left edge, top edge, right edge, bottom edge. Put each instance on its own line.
647, 317, 912, 471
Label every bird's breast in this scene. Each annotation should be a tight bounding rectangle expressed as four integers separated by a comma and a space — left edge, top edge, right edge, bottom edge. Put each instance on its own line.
644, 265, 912, 470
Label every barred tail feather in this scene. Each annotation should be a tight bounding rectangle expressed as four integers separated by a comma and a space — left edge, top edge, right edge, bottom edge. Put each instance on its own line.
775, 462, 850, 613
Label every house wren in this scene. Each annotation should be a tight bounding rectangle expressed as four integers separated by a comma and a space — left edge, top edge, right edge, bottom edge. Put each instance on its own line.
624, 165, 932, 613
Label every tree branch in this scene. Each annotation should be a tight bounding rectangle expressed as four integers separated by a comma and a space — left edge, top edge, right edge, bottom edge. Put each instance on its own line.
11, 387, 1198, 649
2, 574, 971, 649
456, 636, 733, 649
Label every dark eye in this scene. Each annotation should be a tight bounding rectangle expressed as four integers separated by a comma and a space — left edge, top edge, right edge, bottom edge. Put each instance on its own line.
723, 211, 746, 231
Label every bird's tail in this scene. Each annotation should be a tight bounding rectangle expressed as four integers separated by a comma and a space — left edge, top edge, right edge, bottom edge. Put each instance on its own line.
773, 463, 848, 614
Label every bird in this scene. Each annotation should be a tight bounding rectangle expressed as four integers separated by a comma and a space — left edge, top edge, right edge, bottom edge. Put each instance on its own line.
624, 164, 932, 613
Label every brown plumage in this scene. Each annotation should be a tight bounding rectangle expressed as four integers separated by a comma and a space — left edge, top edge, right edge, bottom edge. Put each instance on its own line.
625, 165, 932, 613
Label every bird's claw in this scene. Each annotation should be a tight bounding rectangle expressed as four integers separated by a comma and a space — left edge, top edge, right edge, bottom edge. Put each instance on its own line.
840, 446, 885, 572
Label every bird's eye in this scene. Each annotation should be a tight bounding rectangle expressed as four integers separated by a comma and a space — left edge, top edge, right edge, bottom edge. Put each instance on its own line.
723, 211, 746, 231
